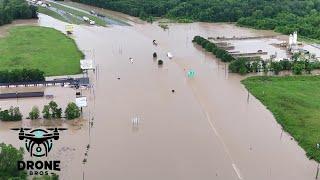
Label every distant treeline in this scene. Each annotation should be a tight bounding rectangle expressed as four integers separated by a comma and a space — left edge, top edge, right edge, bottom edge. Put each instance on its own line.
0, 69, 45, 83
71, 0, 320, 40
193, 36, 320, 75
0, 0, 38, 26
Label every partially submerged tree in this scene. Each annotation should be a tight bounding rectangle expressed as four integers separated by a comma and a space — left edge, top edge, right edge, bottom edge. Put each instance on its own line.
29, 106, 40, 120
42, 101, 62, 119
42, 105, 51, 119
49, 101, 62, 119
0, 107, 22, 121
65, 102, 81, 120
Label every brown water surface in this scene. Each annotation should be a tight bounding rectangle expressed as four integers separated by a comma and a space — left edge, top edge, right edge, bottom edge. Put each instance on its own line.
0, 14, 318, 180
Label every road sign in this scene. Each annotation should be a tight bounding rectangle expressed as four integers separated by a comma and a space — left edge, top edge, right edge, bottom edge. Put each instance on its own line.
187, 69, 196, 78
80, 59, 94, 70
65, 24, 74, 33
76, 97, 87, 107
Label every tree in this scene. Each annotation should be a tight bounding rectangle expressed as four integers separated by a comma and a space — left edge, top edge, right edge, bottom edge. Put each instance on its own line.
0, 107, 22, 121
29, 106, 40, 120
49, 101, 62, 118
65, 102, 81, 120
0, 0, 38, 26
54, 108, 62, 119
42, 105, 51, 119
42, 101, 62, 119
11, 107, 22, 121
0, 143, 27, 179
229, 58, 249, 75
0, 109, 10, 121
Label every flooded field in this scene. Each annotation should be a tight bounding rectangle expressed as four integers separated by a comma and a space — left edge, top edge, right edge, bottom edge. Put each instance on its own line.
0, 12, 318, 180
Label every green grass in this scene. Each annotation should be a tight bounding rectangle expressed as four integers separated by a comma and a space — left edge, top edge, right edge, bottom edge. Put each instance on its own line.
0, 26, 83, 76
38, 6, 70, 23
242, 76, 320, 162
50, 2, 106, 26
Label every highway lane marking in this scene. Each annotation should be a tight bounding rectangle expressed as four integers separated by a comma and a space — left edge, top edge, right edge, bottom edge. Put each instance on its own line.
232, 163, 243, 180
205, 112, 219, 136
205, 111, 243, 180
183, 72, 244, 179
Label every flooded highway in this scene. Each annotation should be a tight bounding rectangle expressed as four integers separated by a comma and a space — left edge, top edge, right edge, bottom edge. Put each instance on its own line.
0, 12, 318, 180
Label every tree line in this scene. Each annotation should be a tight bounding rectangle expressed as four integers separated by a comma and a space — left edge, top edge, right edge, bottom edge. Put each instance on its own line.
0, 69, 45, 83
0, 0, 38, 26
193, 35, 320, 75
71, 0, 320, 41
193, 36, 235, 62
0, 101, 81, 121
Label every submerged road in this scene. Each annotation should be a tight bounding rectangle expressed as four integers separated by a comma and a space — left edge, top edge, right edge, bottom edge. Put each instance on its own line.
37, 14, 317, 180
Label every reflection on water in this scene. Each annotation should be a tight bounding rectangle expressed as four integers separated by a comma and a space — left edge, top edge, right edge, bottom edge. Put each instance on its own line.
0, 14, 318, 180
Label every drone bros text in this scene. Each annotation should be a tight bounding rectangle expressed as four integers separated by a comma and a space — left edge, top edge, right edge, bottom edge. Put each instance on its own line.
18, 160, 61, 175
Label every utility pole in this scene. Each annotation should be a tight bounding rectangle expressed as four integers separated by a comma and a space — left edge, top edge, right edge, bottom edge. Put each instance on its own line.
316, 144, 320, 179
316, 162, 319, 179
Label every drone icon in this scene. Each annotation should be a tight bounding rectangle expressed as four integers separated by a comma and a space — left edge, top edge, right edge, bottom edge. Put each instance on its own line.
11, 128, 67, 157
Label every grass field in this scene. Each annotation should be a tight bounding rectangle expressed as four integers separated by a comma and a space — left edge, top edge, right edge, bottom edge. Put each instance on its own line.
0, 26, 83, 76
242, 76, 320, 162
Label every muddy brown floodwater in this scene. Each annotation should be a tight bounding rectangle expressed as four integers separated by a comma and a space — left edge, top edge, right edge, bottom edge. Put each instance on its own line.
0, 13, 318, 180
